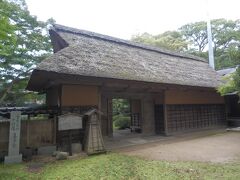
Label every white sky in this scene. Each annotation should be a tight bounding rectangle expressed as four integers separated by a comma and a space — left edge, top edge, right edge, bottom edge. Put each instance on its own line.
26, 0, 239, 39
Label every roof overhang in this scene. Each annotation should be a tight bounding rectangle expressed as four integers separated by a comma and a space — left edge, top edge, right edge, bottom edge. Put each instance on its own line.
26, 69, 217, 93
224, 91, 239, 96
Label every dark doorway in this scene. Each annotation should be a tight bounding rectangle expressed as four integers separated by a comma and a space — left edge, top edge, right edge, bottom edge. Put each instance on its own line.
154, 104, 164, 134
226, 95, 240, 117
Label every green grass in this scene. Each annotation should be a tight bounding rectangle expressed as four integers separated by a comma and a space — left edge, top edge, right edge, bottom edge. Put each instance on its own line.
0, 153, 240, 180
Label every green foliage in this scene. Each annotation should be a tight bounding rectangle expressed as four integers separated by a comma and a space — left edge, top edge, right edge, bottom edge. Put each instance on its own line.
180, 19, 240, 70
0, 153, 240, 179
113, 115, 130, 129
112, 99, 130, 130
132, 31, 187, 52
0, 16, 16, 56
132, 19, 240, 70
218, 67, 240, 96
112, 99, 130, 116
180, 21, 208, 52
218, 74, 237, 95
0, 0, 54, 106
234, 68, 240, 93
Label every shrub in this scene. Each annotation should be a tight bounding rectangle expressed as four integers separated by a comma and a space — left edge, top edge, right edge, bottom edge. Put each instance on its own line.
113, 115, 130, 130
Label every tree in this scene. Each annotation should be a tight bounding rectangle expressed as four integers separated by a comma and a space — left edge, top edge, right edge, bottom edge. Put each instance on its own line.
180, 19, 240, 96
112, 99, 130, 116
132, 19, 240, 70
180, 21, 208, 53
132, 31, 188, 52
0, 0, 54, 105
180, 19, 240, 69
218, 67, 240, 96
0, 15, 16, 56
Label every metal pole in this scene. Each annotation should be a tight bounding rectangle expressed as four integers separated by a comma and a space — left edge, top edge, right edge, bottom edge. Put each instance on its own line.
206, 0, 215, 69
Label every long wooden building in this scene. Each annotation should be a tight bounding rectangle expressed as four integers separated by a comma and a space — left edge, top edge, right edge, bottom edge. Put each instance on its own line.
27, 24, 226, 136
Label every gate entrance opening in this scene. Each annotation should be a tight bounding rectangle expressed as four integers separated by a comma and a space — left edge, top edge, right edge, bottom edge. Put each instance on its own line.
112, 99, 142, 137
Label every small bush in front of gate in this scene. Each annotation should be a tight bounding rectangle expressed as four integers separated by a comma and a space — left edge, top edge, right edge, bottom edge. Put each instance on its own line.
114, 115, 130, 130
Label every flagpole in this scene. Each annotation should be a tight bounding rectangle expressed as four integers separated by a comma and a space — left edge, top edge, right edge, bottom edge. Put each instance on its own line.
206, 0, 215, 69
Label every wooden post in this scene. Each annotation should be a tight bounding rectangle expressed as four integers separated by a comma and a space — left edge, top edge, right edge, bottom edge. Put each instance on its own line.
68, 130, 72, 156
98, 86, 102, 132
107, 98, 113, 137
140, 98, 144, 133
163, 91, 168, 136
52, 115, 57, 144
224, 96, 228, 126
129, 99, 132, 132
26, 115, 30, 147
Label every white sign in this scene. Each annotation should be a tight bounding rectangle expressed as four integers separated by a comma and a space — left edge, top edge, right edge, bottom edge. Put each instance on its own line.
58, 113, 83, 131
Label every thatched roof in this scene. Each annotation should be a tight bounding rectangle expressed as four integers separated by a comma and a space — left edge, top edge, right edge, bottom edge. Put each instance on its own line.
27, 24, 222, 91
217, 65, 239, 76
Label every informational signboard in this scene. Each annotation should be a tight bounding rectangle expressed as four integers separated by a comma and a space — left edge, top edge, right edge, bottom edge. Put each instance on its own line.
58, 113, 83, 131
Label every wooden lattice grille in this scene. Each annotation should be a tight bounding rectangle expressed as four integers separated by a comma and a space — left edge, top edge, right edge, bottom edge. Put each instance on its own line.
167, 104, 226, 133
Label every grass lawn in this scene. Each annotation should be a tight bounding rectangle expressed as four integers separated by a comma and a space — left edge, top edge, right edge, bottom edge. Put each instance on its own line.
0, 153, 240, 180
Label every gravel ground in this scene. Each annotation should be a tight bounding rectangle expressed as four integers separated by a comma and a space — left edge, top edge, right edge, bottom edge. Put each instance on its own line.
120, 132, 240, 163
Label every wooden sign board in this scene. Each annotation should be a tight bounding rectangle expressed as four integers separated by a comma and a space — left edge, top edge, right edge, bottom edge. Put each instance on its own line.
58, 113, 83, 131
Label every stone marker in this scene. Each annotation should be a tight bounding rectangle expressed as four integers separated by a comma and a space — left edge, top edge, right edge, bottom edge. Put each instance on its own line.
72, 143, 82, 154
38, 145, 56, 155
4, 111, 22, 164
56, 152, 69, 160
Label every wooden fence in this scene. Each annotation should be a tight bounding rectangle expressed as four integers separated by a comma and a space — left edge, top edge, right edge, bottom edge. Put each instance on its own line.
167, 104, 226, 133
0, 118, 56, 152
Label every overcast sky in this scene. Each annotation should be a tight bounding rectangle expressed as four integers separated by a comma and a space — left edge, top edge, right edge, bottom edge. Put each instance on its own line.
26, 0, 239, 39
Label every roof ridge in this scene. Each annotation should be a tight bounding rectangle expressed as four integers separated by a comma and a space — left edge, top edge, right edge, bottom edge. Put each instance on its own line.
52, 24, 207, 62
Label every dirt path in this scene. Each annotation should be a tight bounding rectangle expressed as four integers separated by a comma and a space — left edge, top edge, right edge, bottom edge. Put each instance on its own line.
119, 132, 240, 163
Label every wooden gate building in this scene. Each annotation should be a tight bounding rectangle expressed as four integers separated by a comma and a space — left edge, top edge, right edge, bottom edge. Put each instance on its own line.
26, 24, 226, 136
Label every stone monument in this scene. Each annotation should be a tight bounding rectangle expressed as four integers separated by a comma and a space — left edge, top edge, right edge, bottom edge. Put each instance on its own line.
4, 111, 22, 164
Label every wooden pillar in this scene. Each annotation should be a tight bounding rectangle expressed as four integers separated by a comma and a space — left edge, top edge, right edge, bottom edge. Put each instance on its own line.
52, 115, 57, 144
129, 99, 132, 131
224, 96, 228, 125
26, 115, 30, 147
163, 90, 168, 135
98, 86, 102, 110
107, 98, 113, 137
58, 85, 62, 114
68, 130, 72, 156
101, 94, 108, 136
142, 95, 155, 135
